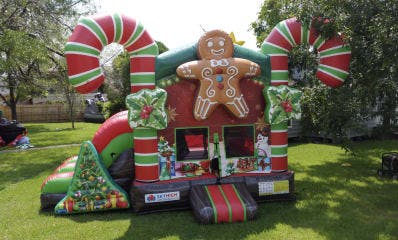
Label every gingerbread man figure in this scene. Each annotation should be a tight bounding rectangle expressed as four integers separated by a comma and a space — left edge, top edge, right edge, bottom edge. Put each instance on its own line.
176, 30, 261, 120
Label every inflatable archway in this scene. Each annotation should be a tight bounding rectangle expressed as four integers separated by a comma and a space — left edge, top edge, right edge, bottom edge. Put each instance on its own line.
65, 14, 160, 182
262, 17, 351, 87
262, 17, 351, 171
65, 13, 158, 93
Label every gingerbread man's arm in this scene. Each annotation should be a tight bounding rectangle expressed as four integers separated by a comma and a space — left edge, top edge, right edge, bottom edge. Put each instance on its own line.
176, 61, 207, 80
229, 58, 261, 79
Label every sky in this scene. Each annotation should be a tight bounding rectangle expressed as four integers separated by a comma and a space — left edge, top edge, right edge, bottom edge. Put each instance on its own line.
96, 0, 264, 50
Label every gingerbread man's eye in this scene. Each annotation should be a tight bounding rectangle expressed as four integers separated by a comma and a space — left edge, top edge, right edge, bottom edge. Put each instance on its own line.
219, 40, 225, 46
207, 41, 213, 47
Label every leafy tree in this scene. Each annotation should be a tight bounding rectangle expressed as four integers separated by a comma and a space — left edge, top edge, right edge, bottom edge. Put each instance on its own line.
48, 57, 80, 129
0, 0, 95, 120
251, 0, 398, 142
102, 41, 169, 118
156, 41, 169, 54
251, 0, 294, 47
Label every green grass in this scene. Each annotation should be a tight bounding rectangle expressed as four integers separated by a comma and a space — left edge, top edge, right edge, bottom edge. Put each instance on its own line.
0, 132, 397, 239
24, 122, 101, 147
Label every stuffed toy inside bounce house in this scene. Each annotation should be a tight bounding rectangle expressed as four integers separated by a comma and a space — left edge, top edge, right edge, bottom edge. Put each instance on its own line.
40, 14, 350, 224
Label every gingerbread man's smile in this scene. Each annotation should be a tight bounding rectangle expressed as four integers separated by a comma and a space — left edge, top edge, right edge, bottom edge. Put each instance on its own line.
211, 49, 225, 55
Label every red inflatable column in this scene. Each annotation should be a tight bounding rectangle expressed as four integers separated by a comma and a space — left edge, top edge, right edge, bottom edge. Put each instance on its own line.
125, 18, 159, 182
133, 129, 159, 182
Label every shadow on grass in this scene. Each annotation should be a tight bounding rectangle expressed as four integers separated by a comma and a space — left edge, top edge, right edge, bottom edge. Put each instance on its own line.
54, 140, 398, 240
61, 174, 396, 239
118, 161, 396, 239
0, 148, 79, 190
27, 124, 80, 134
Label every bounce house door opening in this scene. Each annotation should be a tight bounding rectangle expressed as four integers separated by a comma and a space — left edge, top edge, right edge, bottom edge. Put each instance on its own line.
176, 127, 209, 161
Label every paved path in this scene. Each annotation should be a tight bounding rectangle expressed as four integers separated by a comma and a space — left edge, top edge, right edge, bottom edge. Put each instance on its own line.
0, 143, 81, 154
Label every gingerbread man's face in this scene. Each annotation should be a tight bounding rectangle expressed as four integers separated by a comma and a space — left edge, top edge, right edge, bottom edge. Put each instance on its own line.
198, 30, 233, 60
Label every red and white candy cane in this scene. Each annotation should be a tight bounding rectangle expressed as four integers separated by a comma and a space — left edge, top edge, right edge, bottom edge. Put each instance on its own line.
65, 13, 158, 93
261, 17, 351, 171
65, 14, 159, 182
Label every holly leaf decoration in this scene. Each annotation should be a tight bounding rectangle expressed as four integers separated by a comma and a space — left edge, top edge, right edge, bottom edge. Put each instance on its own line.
126, 87, 168, 130
263, 85, 302, 125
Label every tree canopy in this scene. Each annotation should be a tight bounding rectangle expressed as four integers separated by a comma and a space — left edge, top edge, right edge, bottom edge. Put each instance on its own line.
251, 0, 398, 141
102, 41, 169, 118
0, 0, 95, 120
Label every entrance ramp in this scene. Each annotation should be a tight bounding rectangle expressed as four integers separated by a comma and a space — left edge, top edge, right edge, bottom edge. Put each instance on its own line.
190, 183, 257, 224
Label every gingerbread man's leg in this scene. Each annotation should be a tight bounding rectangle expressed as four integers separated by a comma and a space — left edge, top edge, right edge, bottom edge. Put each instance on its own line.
194, 96, 218, 120
225, 94, 249, 118
221, 66, 250, 118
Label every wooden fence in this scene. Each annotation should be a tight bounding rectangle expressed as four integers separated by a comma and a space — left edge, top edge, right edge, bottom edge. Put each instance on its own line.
0, 104, 85, 123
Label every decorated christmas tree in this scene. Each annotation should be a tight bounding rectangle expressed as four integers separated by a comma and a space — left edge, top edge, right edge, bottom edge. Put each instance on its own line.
54, 141, 129, 214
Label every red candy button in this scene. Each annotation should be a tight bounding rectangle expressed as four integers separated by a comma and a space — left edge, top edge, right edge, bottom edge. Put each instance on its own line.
215, 68, 223, 74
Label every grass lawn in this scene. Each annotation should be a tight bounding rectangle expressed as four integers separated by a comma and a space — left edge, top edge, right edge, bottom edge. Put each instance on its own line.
0, 124, 397, 239
25, 122, 101, 147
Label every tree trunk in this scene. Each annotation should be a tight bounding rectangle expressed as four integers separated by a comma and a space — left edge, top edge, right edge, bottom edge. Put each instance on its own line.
70, 102, 75, 129
66, 91, 76, 129
9, 85, 18, 120
10, 104, 17, 121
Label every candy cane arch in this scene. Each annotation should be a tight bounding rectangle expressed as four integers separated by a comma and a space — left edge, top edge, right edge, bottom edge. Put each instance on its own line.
261, 17, 351, 171
65, 14, 159, 182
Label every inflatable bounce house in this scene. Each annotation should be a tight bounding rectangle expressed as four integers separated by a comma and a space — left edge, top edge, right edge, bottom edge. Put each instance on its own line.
40, 14, 350, 224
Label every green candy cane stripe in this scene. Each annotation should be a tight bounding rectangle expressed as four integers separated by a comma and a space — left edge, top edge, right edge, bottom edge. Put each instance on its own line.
69, 67, 102, 86
112, 13, 123, 43
276, 21, 296, 47
319, 45, 350, 57
271, 70, 289, 81
271, 145, 288, 156
134, 154, 158, 165
313, 35, 326, 49
262, 42, 289, 54
65, 42, 100, 57
301, 24, 310, 44
78, 17, 108, 46
130, 42, 158, 55
130, 73, 156, 83
124, 23, 145, 48
318, 64, 349, 80
133, 128, 156, 137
